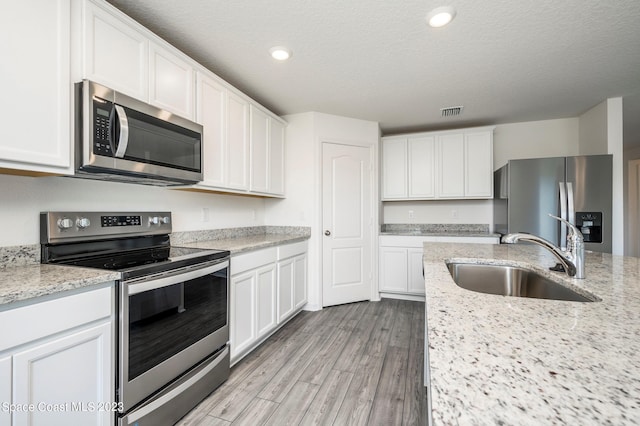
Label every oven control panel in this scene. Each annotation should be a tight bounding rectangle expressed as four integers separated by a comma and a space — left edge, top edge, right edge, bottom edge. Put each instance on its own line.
41, 212, 172, 243
101, 215, 142, 227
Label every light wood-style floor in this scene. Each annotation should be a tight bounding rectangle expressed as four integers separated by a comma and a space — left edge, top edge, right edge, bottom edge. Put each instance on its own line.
177, 298, 428, 426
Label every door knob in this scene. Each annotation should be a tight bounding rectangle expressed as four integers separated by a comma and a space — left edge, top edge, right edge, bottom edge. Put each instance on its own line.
324, 230, 331, 236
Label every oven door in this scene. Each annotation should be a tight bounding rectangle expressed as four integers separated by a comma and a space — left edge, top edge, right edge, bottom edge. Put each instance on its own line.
119, 259, 229, 412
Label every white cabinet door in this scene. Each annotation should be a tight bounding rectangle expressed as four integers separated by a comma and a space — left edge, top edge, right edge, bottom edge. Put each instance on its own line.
465, 131, 493, 198
0, 0, 72, 174
12, 321, 112, 426
231, 271, 256, 358
81, 0, 148, 100
408, 136, 436, 198
227, 92, 250, 190
256, 264, 277, 338
379, 247, 408, 293
407, 248, 426, 294
250, 106, 270, 193
0, 355, 10, 425
277, 258, 295, 323
269, 119, 286, 196
382, 137, 408, 199
149, 43, 194, 119
438, 133, 465, 198
293, 254, 308, 310
197, 72, 226, 187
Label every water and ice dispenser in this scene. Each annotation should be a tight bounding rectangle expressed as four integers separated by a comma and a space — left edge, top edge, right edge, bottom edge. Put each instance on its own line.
576, 212, 603, 243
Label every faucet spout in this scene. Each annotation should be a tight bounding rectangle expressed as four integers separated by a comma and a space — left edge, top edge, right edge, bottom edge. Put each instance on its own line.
501, 214, 585, 279
500, 233, 577, 277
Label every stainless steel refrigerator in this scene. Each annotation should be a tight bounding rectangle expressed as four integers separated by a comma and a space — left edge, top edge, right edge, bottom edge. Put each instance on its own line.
494, 155, 613, 253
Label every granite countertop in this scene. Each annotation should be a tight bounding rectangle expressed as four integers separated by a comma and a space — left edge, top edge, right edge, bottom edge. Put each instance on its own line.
423, 242, 640, 425
0, 264, 119, 307
380, 231, 501, 238
0, 226, 309, 308
380, 223, 500, 238
179, 233, 309, 255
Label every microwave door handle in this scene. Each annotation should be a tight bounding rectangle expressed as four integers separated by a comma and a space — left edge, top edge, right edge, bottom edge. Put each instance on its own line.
113, 104, 129, 158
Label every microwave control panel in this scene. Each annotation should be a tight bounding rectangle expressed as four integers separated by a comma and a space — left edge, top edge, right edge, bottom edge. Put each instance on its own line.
93, 100, 113, 156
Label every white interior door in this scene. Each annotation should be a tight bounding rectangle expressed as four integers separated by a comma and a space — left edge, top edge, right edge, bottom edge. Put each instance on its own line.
322, 142, 372, 307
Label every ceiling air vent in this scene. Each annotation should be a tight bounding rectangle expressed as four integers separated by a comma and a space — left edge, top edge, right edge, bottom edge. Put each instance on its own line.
440, 106, 464, 117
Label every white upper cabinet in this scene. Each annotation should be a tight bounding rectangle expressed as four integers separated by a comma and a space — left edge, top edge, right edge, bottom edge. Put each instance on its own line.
249, 105, 287, 196
79, 2, 195, 119
437, 133, 465, 198
464, 131, 494, 197
381, 126, 494, 200
149, 43, 195, 119
250, 106, 270, 193
409, 136, 436, 198
0, 0, 73, 174
197, 72, 226, 187
227, 91, 250, 191
80, 0, 148, 100
382, 137, 408, 199
269, 120, 286, 196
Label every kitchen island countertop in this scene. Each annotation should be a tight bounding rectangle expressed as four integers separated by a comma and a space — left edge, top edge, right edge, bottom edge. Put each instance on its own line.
424, 242, 640, 425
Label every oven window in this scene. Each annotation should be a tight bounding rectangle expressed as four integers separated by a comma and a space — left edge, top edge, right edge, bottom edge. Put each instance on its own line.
128, 268, 227, 380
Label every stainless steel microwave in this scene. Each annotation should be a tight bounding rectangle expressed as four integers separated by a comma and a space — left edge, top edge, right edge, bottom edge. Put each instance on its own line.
75, 80, 203, 186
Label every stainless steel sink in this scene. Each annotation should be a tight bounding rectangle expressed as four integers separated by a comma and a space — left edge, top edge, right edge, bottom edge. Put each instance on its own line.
446, 262, 596, 302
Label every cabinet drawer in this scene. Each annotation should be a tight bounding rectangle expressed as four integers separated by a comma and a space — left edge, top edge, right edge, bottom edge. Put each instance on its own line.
231, 247, 277, 275
277, 241, 308, 260
0, 285, 113, 352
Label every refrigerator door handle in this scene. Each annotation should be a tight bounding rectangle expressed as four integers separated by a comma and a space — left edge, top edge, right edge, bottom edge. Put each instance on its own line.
566, 182, 576, 225
559, 182, 567, 249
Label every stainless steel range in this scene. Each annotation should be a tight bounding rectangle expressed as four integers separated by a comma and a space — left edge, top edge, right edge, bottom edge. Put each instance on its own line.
40, 211, 230, 426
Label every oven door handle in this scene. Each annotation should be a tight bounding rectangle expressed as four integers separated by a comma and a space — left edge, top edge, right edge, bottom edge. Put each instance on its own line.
127, 260, 228, 296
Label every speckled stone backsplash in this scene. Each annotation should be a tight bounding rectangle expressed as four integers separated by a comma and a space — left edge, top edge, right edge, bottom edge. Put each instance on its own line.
381, 223, 490, 234
0, 244, 40, 268
171, 226, 311, 245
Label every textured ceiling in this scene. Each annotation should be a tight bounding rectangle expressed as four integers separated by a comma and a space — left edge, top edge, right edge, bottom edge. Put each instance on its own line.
107, 0, 640, 142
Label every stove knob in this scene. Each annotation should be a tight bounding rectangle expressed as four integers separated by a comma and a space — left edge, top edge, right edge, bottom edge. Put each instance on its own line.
57, 218, 73, 230
149, 216, 160, 225
161, 216, 170, 224
76, 217, 91, 229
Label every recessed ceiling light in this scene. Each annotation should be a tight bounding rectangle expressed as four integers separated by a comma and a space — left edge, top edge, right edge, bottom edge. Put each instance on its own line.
427, 6, 456, 28
269, 46, 292, 61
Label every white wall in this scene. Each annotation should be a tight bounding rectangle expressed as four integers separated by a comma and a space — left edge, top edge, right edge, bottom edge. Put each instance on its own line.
265, 111, 380, 310
578, 101, 609, 155
493, 118, 579, 169
576, 98, 624, 255
383, 200, 493, 227
0, 174, 265, 246
606, 98, 624, 256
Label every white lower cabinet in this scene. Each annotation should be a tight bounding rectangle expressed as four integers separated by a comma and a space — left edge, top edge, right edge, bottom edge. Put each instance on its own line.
379, 235, 500, 298
230, 270, 257, 357
0, 284, 114, 426
293, 255, 307, 310
276, 258, 295, 323
256, 264, 277, 338
0, 355, 11, 425
230, 241, 308, 364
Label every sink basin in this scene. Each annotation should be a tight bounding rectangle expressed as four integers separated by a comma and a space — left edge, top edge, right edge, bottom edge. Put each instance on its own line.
446, 262, 596, 302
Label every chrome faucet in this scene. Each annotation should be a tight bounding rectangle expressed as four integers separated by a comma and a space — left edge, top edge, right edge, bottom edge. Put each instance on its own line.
501, 214, 585, 279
